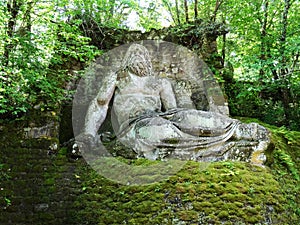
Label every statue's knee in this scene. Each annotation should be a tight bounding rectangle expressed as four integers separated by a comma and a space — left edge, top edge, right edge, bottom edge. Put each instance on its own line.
233, 122, 270, 143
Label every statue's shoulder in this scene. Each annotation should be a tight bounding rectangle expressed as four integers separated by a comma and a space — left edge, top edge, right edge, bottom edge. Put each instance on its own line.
142, 40, 228, 114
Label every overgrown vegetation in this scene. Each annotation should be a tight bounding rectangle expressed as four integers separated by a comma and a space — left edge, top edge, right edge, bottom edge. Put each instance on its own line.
72, 125, 300, 224
0, 0, 100, 119
220, 0, 300, 130
0, 162, 11, 209
1, 1, 299, 224
225, 78, 300, 131
1, 0, 299, 130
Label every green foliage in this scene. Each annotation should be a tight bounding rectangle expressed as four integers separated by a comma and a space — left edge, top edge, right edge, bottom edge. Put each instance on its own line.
0, 0, 299, 131
136, 1, 166, 30
268, 126, 300, 218
71, 0, 138, 29
271, 127, 300, 180
221, 0, 300, 129
130, 0, 300, 131
0, 162, 11, 208
0, 163, 10, 181
4, 197, 11, 207
226, 80, 300, 130
0, 0, 101, 118
274, 149, 298, 179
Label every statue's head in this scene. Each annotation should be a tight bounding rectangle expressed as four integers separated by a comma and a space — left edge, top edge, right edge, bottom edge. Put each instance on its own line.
121, 44, 152, 77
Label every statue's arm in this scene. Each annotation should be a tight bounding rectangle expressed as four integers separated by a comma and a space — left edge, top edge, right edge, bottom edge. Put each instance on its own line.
83, 74, 117, 137
159, 78, 177, 110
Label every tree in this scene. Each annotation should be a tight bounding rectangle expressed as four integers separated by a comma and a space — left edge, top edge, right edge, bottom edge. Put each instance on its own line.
175, 0, 181, 25
222, 0, 300, 129
0, 0, 100, 117
0, 0, 299, 129
194, 0, 198, 19
184, 0, 189, 22
3, 0, 23, 67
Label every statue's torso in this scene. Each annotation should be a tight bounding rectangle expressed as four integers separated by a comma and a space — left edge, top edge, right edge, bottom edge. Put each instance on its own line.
113, 74, 162, 127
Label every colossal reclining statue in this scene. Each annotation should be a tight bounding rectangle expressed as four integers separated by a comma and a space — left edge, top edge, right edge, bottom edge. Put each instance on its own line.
75, 42, 270, 165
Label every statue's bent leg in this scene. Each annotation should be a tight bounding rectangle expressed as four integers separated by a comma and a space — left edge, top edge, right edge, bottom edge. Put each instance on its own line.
169, 109, 237, 131
130, 117, 194, 159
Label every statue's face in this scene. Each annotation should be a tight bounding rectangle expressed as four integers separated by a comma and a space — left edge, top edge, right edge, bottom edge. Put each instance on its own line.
122, 44, 153, 77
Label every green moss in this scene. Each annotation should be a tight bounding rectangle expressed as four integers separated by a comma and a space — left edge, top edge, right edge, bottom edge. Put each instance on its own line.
72, 161, 286, 224
58, 147, 68, 156
217, 210, 229, 219
70, 121, 300, 225
178, 210, 198, 221
44, 178, 55, 185
37, 213, 55, 221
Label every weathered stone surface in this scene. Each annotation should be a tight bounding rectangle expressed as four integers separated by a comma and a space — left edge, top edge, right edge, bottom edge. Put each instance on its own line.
0, 110, 59, 150
80, 20, 227, 62
75, 42, 271, 165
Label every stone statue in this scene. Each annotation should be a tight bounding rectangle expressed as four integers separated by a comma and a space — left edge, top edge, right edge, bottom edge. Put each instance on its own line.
76, 43, 270, 165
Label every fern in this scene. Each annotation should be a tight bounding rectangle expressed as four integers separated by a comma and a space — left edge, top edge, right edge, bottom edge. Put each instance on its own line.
274, 149, 299, 180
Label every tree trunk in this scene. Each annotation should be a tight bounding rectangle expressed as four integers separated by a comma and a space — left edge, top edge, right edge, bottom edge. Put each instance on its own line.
259, 0, 269, 81
278, 0, 292, 125
211, 0, 223, 22
194, 0, 198, 19
4, 0, 22, 67
175, 0, 181, 25
184, 0, 189, 23
221, 19, 226, 67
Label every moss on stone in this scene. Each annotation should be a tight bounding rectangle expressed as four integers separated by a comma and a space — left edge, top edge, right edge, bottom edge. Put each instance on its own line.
2, 115, 299, 224
72, 161, 296, 224
70, 121, 300, 224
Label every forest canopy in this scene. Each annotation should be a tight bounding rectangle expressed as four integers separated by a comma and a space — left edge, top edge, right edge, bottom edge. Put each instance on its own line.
0, 0, 299, 130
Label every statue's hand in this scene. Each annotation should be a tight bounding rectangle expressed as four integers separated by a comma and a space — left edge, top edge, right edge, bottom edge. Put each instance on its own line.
75, 133, 97, 151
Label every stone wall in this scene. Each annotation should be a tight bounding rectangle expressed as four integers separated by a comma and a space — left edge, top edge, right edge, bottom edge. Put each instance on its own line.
0, 146, 83, 225
80, 19, 227, 65
0, 114, 80, 225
